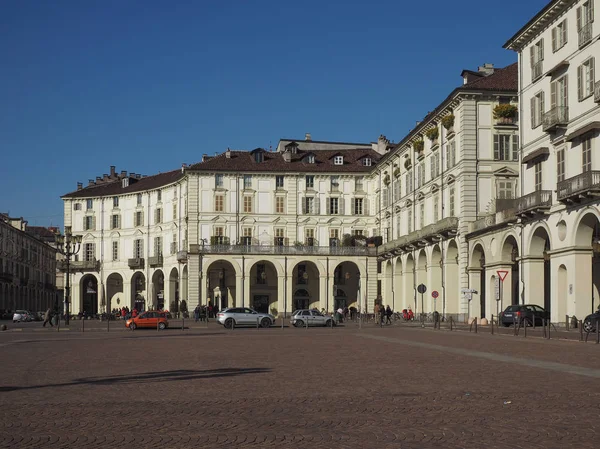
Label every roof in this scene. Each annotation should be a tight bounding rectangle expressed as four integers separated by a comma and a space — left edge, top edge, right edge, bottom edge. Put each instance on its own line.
62, 169, 184, 199
188, 148, 380, 173
504, 0, 569, 51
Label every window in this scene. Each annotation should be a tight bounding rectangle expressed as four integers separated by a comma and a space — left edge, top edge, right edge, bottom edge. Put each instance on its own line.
362, 157, 372, 166
136, 194, 142, 205
154, 237, 162, 256
534, 161, 543, 191
215, 174, 224, 188
433, 195, 439, 222
419, 202, 425, 228
393, 180, 401, 201
86, 199, 93, 210
243, 175, 252, 189
111, 214, 120, 230
551, 75, 568, 110
153, 208, 161, 224
112, 241, 119, 261
305, 228, 315, 245
172, 203, 177, 220
530, 39, 544, 81
276, 176, 284, 189
275, 196, 284, 214
334, 155, 343, 165
306, 175, 314, 189
552, 19, 568, 52
303, 197, 318, 214
405, 171, 413, 193
328, 198, 339, 215
577, 1, 594, 47
306, 154, 315, 164
582, 135, 592, 172
530, 91, 545, 128
73, 203, 81, 211
353, 229, 364, 236
241, 228, 252, 245
274, 228, 285, 246
557, 148, 565, 182
112, 197, 119, 208
449, 187, 455, 217
243, 195, 253, 213
407, 209, 413, 233
353, 198, 364, 215
171, 234, 177, 254
447, 141, 456, 169
83, 243, 95, 262
430, 153, 439, 178
417, 163, 425, 188
493, 134, 519, 161
134, 211, 143, 227
578, 58, 595, 101
329, 228, 340, 247
133, 239, 144, 258
213, 226, 225, 244
330, 176, 339, 191
254, 152, 264, 163
497, 180, 514, 199
355, 176, 364, 191
215, 195, 224, 212
173, 187, 177, 199
83, 216, 94, 231
382, 188, 389, 208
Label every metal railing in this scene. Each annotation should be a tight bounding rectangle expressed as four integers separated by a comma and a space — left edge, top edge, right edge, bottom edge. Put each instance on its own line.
200, 244, 375, 256
377, 217, 458, 255
148, 255, 163, 267
579, 22, 593, 48
594, 80, 600, 103
471, 214, 496, 232
557, 171, 600, 202
58, 260, 99, 271
542, 106, 569, 131
127, 258, 144, 269
516, 190, 552, 214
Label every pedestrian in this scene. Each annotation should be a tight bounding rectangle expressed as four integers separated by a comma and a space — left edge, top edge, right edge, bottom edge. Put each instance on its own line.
42, 307, 53, 327
132, 308, 138, 318
380, 305, 386, 326
374, 302, 380, 324
194, 305, 200, 322
385, 305, 393, 325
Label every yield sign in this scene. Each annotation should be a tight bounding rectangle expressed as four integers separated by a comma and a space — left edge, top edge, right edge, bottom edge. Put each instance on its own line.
497, 270, 509, 282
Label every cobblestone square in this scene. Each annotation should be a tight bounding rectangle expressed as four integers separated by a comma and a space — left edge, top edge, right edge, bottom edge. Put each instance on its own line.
1, 323, 600, 448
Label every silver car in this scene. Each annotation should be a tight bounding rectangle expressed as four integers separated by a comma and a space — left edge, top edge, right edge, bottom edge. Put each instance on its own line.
217, 307, 275, 329
12, 310, 33, 323
290, 309, 335, 327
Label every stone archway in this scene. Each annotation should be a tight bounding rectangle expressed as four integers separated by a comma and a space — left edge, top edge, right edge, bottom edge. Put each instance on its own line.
404, 255, 415, 311
151, 270, 165, 310
529, 226, 551, 316
332, 261, 360, 312
416, 250, 427, 314
571, 212, 600, 316
292, 261, 320, 311
430, 245, 442, 313
80, 274, 99, 316
206, 260, 238, 311
249, 260, 278, 314
470, 244, 486, 319
394, 257, 402, 313
131, 271, 147, 312
384, 261, 393, 309
106, 273, 124, 312
500, 235, 520, 306
167, 268, 179, 312
445, 240, 459, 317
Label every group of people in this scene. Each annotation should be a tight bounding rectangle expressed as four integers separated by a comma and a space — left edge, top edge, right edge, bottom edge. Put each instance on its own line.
193, 305, 209, 322
374, 303, 395, 325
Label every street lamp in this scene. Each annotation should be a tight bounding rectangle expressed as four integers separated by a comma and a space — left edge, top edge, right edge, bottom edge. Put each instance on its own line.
55, 226, 82, 325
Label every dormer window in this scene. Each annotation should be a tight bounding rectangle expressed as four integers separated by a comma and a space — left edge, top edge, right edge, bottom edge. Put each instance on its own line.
334, 155, 344, 165
362, 157, 372, 167
285, 142, 298, 154
254, 152, 264, 163
307, 154, 315, 164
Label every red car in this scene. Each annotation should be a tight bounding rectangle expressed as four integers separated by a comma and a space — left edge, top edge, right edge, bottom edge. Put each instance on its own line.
126, 311, 169, 330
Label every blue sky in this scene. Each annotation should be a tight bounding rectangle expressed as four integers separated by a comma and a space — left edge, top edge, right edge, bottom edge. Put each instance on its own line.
1, 0, 549, 227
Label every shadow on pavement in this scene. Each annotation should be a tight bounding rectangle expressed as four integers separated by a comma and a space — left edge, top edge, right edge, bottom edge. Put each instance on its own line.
0, 367, 271, 393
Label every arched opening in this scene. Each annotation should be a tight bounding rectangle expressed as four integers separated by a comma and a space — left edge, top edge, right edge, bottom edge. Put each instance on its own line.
574, 213, 600, 314
500, 235, 520, 306
430, 245, 442, 313
80, 274, 98, 315
151, 270, 165, 310
106, 273, 124, 313
131, 271, 146, 312
394, 258, 403, 312
292, 261, 320, 311
557, 264, 568, 319
416, 250, 427, 314
470, 244, 486, 318
206, 260, 237, 311
530, 227, 551, 316
404, 255, 415, 311
168, 268, 179, 312
445, 240, 459, 316
384, 261, 393, 308
332, 261, 360, 311
249, 260, 278, 315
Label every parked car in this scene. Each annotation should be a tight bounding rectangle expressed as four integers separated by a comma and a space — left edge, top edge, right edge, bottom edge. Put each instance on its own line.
217, 307, 274, 329
12, 310, 33, 323
583, 310, 600, 333
126, 311, 169, 330
500, 304, 549, 327
290, 309, 335, 327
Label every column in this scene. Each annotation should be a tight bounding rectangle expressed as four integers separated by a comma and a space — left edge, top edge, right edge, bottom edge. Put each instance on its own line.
187, 254, 200, 309
522, 256, 544, 306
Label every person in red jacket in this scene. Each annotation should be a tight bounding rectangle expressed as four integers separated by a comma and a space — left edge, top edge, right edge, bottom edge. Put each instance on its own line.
132, 308, 139, 318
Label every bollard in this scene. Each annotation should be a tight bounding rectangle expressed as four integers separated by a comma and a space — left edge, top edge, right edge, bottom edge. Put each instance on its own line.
107, 317, 110, 333
157, 318, 159, 332
82, 317, 85, 333
491, 315, 494, 335
305, 317, 308, 330
330, 317, 334, 329
566, 315, 570, 332
281, 314, 284, 330
580, 320, 583, 342
475, 317, 478, 333
232, 319, 235, 331
257, 317, 259, 330
182, 317, 185, 331
450, 316, 453, 331
524, 320, 527, 338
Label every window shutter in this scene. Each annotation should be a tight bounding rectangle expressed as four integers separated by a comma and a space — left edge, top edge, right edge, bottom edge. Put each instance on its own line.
339, 198, 345, 215
92, 243, 96, 259
493, 135, 500, 160
590, 58, 595, 95
578, 65, 583, 100
302, 198, 307, 214
563, 20, 568, 44
141, 240, 144, 258
530, 96, 536, 128
315, 197, 320, 214
563, 75, 568, 106
552, 27, 557, 52
365, 198, 369, 215
326, 198, 331, 215
351, 198, 355, 215
551, 81, 557, 108
589, 1, 594, 23
540, 38, 544, 61
83, 216, 87, 230
530, 46, 535, 67
92, 216, 96, 231
577, 7, 582, 30
512, 135, 519, 161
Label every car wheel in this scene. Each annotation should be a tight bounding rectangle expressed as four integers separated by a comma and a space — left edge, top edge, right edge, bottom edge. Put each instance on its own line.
129, 323, 136, 330
583, 320, 594, 333
224, 318, 234, 329
294, 320, 304, 328
260, 318, 271, 328
502, 323, 510, 327
158, 322, 166, 330
325, 319, 333, 327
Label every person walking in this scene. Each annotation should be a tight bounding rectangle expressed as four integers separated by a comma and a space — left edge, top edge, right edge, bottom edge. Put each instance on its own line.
42, 308, 53, 328
385, 305, 393, 325
194, 305, 200, 322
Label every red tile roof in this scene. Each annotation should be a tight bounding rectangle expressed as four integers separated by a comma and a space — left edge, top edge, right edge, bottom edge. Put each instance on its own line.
462, 63, 518, 91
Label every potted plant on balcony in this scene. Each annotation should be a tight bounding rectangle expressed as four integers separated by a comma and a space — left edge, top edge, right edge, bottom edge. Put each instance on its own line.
393, 166, 401, 178
425, 127, 439, 144
413, 139, 424, 153
441, 114, 455, 131
493, 104, 518, 124
404, 158, 412, 170
383, 173, 390, 185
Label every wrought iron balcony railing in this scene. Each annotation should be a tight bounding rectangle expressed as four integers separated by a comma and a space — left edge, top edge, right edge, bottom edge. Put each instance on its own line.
127, 258, 145, 269
377, 217, 459, 256
543, 106, 569, 131
58, 260, 100, 272
594, 81, 600, 103
200, 244, 375, 256
516, 190, 552, 216
148, 255, 163, 267
0, 272, 13, 282
557, 171, 600, 203
579, 22, 593, 48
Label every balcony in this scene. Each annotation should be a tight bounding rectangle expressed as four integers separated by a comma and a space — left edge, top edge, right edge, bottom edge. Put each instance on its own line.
57, 259, 100, 272
579, 22, 593, 48
0, 272, 13, 282
516, 190, 552, 217
200, 244, 375, 257
594, 81, 600, 103
128, 258, 145, 269
494, 117, 517, 127
557, 171, 600, 204
148, 255, 163, 267
176, 251, 188, 263
542, 106, 568, 132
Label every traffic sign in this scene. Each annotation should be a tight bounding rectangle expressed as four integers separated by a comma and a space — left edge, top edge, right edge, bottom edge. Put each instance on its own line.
495, 277, 500, 300
417, 284, 427, 294
432, 290, 439, 299
497, 270, 509, 282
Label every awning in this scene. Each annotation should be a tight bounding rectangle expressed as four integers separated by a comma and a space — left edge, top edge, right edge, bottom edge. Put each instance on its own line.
522, 147, 549, 164
566, 121, 600, 141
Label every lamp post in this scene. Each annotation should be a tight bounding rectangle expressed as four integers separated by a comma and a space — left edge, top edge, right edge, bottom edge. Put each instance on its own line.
55, 226, 82, 326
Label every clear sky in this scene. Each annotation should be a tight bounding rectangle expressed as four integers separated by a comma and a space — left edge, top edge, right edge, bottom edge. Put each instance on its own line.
1, 0, 549, 228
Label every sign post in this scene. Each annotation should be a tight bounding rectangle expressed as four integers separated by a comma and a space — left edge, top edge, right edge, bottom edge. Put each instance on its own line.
432, 290, 439, 312
497, 270, 509, 319
417, 284, 427, 327
461, 288, 477, 323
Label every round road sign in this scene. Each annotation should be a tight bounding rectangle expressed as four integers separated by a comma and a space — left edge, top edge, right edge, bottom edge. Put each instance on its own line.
417, 284, 427, 294
432, 290, 439, 299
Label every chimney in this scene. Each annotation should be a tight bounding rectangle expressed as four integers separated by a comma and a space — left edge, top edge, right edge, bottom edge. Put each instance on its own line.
135, 174, 141, 179
103, 174, 109, 181
202, 154, 209, 162
96, 176, 102, 183
305, 133, 312, 141
283, 152, 292, 162
77, 182, 83, 190
181, 163, 187, 173
88, 179, 95, 186
110, 166, 116, 177
130, 173, 136, 178
478, 63, 495, 76
225, 148, 231, 158
120, 170, 127, 178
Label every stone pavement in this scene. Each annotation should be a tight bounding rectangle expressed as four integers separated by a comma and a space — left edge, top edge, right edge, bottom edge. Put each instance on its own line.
1, 323, 599, 448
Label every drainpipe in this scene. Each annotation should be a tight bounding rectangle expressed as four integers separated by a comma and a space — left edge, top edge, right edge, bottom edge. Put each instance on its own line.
100, 197, 105, 313
236, 175, 240, 242
440, 121, 446, 318
518, 50, 525, 306
284, 256, 288, 319
147, 191, 151, 310
241, 255, 245, 307
326, 257, 330, 312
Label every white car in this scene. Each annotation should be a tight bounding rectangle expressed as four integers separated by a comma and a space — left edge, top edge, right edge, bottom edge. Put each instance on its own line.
217, 307, 275, 329
290, 309, 335, 327
12, 310, 32, 322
